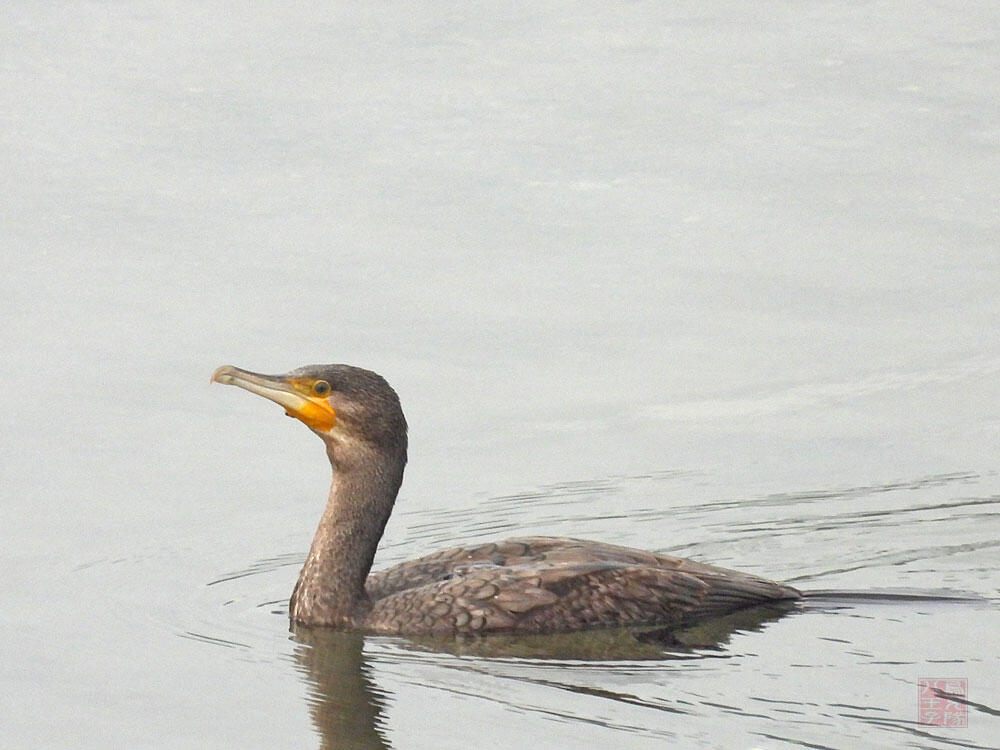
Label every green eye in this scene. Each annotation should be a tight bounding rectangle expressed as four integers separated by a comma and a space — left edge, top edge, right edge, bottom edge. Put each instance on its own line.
313, 380, 331, 396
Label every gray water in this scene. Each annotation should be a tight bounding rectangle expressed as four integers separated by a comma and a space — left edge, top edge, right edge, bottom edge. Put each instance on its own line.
2, 2, 998, 748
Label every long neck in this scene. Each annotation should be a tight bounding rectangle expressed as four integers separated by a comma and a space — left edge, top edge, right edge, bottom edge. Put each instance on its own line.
290, 444, 405, 627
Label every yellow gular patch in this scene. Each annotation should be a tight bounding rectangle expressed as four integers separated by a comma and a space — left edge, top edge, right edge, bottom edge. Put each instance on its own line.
286, 379, 338, 432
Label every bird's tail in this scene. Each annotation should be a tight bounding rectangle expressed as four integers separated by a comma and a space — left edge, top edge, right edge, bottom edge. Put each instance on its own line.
798, 588, 989, 604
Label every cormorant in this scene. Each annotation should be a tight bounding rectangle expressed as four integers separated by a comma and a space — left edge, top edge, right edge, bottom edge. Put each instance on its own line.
212, 364, 800, 634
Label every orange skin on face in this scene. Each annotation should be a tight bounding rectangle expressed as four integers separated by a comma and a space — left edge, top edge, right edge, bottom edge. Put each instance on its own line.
284, 378, 337, 432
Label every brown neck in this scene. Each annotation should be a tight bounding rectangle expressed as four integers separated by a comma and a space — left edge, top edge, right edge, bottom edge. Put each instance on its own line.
290, 442, 405, 627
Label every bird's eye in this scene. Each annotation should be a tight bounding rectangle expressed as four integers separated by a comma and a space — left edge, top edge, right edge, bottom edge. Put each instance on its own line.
313, 380, 331, 397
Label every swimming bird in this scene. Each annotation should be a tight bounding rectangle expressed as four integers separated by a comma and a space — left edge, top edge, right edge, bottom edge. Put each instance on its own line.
212, 364, 800, 635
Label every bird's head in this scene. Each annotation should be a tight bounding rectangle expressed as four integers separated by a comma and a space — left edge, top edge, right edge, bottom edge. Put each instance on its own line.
211, 364, 407, 459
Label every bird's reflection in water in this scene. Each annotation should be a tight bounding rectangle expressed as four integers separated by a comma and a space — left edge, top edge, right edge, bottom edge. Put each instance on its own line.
290, 627, 391, 750
401, 601, 797, 660
288, 602, 794, 748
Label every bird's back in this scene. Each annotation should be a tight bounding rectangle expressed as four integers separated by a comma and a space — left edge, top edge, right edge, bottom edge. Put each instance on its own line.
363, 537, 799, 635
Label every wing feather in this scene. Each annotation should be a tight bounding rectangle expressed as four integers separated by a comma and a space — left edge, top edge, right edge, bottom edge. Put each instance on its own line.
364, 546, 798, 635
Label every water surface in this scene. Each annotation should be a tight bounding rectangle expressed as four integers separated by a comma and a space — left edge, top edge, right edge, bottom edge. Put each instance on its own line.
2, 2, 998, 748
